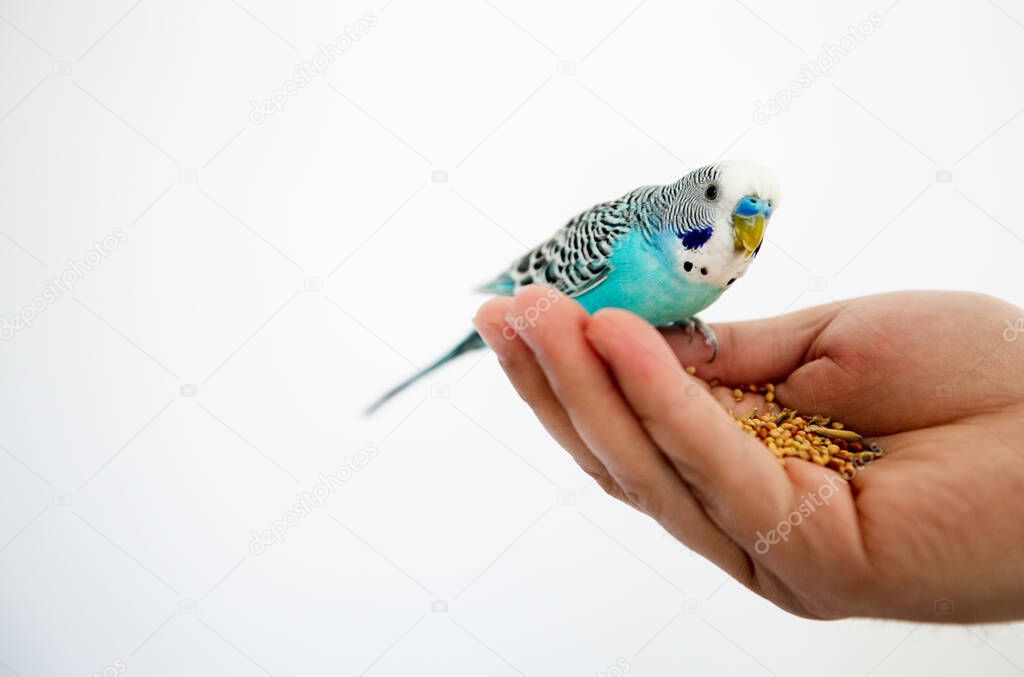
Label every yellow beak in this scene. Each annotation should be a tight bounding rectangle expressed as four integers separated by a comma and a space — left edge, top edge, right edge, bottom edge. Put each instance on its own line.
732, 213, 765, 258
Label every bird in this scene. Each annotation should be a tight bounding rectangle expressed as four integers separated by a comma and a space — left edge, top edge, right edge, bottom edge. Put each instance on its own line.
366, 159, 780, 414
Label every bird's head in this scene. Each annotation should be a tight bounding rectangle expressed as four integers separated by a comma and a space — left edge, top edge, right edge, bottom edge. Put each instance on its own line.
664, 159, 781, 290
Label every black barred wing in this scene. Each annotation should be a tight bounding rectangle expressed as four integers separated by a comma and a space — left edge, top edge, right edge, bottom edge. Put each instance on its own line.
479, 193, 648, 298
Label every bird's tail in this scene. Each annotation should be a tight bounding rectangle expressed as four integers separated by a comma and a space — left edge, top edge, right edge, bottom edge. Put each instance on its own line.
364, 330, 487, 415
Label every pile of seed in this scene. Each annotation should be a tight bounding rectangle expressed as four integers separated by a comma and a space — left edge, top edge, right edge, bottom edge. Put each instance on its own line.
735, 408, 884, 479
684, 369, 885, 479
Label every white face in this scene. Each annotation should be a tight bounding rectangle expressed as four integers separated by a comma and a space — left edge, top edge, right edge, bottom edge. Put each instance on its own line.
667, 159, 781, 291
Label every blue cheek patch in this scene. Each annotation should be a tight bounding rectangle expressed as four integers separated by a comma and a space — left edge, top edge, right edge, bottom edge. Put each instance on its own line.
679, 225, 714, 251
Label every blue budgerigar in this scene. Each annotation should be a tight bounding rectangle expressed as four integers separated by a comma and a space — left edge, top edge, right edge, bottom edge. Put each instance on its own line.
367, 159, 780, 414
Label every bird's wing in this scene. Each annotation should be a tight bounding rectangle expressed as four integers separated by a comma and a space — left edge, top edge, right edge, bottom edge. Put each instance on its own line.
478, 194, 645, 298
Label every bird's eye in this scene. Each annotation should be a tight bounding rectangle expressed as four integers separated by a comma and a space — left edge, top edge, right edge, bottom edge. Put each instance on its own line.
704, 184, 719, 201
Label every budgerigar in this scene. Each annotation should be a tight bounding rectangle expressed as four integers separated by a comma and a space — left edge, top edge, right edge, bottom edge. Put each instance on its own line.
366, 159, 780, 414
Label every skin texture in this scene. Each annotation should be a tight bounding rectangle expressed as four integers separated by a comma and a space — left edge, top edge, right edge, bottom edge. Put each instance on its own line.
473, 288, 1024, 622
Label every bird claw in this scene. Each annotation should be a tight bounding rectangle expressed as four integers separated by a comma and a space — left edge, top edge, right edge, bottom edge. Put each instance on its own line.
677, 317, 718, 363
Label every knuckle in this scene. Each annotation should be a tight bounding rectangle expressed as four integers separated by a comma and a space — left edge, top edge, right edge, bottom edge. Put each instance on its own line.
583, 468, 630, 505
592, 474, 619, 497
578, 462, 608, 481
615, 474, 662, 517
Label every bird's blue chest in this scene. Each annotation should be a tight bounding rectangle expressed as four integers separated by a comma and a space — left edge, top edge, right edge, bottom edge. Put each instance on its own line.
574, 230, 723, 326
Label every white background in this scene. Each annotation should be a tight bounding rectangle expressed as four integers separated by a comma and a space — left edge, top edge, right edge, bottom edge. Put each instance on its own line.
2, 0, 1024, 675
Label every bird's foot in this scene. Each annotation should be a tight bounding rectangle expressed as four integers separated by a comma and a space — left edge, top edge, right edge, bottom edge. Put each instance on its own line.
678, 316, 718, 363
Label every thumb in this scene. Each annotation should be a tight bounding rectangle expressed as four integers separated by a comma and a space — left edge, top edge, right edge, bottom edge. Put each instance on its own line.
664, 302, 839, 386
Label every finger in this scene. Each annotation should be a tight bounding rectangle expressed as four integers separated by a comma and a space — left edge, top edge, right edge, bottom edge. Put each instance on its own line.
665, 303, 878, 430
664, 302, 839, 386
473, 295, 620, 498
510, 287, 751, 573
586, 308, 801, 547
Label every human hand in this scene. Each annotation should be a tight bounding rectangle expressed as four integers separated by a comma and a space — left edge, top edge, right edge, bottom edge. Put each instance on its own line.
473, 288, 1024, 622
